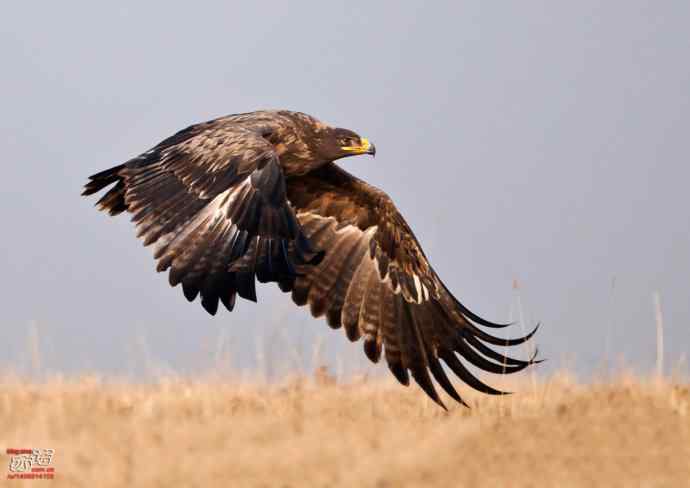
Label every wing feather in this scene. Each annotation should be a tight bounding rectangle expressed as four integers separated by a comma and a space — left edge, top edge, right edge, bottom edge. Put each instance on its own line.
341, 254, 375, 339
284, 163, 540, 406
84, 113, 540, 407
83, 116, 314, 313
359, 269, 383, 352
307, 224, 356, 319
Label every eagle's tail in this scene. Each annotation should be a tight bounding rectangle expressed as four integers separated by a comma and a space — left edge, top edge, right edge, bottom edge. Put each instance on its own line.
82, 164, 127, 216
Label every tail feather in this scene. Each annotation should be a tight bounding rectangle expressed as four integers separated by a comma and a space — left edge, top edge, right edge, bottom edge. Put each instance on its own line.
82, 164, 127, 215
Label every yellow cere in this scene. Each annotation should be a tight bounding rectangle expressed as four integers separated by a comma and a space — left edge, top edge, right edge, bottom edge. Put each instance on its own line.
342, 137, 371, 153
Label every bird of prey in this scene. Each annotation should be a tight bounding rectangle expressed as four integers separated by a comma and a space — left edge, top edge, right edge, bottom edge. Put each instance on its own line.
83, 110, 539, 408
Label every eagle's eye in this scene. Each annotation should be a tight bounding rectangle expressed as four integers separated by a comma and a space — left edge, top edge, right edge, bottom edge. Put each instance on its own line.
340, 137, 358, 147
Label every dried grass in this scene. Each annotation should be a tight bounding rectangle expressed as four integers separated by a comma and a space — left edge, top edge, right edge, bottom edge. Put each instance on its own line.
1, 371, 688, 487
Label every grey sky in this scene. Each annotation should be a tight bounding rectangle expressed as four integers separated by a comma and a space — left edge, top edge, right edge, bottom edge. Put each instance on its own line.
1, 2, 688, 379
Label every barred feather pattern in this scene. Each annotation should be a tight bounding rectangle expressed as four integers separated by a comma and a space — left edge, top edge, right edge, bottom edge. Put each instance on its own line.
83, 112, 324, 315
283, 163, 541, 409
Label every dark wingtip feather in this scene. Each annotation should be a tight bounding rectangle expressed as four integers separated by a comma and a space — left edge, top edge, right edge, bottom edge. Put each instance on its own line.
326, 308, 342, 329
236, 271, 257, 302
469, 321, 541, 347
201, 294, 219, 316
81, 180, 106, 197
428, 356, 469, 408
82, 164, 126, 196
278, 278, 295, 293
84, 166, 127, 215
456, 340, 533, 375
440, 350, 511, 396
462, 333, 535, 368
291, 280, 309, 306
389, 363, 410, 386
169, 267, 184, 287
363, 338, 381, 363
411, 366, 446, 410
220, 291, 236, 312
182, 282, 199, 302
438, 278, 513, 328
456, 301, 514, 329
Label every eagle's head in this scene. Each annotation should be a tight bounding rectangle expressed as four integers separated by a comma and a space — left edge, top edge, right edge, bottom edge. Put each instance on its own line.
275, 111, 376, 174
323, 127, 376, 160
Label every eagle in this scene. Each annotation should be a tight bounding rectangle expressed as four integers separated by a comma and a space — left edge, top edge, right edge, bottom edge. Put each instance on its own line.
83, 110, 539, 408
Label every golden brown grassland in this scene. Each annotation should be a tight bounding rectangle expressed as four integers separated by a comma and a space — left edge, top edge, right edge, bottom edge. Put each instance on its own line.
1, 372, 689, 487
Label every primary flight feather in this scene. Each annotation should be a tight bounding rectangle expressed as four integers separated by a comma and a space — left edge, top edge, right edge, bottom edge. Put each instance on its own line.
83, 109, 539, 408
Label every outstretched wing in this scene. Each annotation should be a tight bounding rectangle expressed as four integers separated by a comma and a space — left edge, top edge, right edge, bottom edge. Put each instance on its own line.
82, 118, 319, 315
282, 163, 539, 408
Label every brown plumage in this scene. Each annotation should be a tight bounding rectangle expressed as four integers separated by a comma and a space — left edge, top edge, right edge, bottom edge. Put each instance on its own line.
83, 109, 540, 408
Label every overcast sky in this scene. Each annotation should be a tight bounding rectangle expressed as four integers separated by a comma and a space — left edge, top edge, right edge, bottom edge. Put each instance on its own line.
1, 2, 688, 381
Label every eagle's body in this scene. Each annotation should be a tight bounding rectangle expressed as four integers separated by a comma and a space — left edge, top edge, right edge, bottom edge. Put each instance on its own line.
83, 110, 538, 408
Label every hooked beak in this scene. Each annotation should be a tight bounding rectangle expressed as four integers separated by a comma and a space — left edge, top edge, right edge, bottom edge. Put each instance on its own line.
342, 137, 376, 157
366, 139, 376, 157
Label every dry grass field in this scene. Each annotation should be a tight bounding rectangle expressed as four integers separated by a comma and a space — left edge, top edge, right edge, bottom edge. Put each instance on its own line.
1, 372, 689, 487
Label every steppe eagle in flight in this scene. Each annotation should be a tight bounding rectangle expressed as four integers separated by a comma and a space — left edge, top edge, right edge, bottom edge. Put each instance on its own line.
82, 110, 539, 408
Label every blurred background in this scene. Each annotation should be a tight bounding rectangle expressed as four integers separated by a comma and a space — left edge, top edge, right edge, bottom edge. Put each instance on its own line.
1, 1, 688, 380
